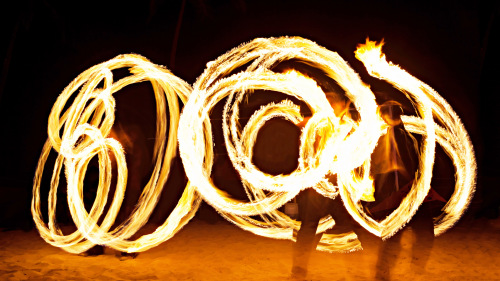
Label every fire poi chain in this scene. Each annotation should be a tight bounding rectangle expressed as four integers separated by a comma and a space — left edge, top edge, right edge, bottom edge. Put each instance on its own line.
32, 37, 476, 254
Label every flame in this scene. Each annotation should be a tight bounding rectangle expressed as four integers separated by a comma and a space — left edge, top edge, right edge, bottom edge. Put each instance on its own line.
354, 38, 475, 237
179, 37, 387, 252
32, 54, 201, 253
33, 37, 475, 254
354, 38, 386, 67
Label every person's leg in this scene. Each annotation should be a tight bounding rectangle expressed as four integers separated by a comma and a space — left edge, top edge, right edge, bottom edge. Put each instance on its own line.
292, 189, 326, 277
328, 197, 356, 234
293, 216, 321, 277
375, 230, 402, 281
409, 203, 435, 274
327, 197, 367, 279
371, 172, 404, 280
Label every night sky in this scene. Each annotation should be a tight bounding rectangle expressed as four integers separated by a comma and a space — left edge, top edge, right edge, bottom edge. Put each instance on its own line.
0, 0, 498, 229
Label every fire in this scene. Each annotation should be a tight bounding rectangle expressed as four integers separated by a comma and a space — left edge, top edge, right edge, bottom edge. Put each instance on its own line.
354, 39, 476, 237
32, 54, 201, 253
354, 38, 386, 69
33, 37, 475, 254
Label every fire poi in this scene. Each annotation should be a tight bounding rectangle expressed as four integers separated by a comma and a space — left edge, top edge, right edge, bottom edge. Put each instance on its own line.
32, 37, 476, 254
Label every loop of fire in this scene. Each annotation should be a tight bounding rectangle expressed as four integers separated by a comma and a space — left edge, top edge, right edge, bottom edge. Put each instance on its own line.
32, 37, 476, 254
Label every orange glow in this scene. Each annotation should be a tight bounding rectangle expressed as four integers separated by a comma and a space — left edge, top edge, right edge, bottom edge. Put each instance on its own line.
355, 39, 475, 237
32, 54, 200, 253
355, 38, 385, 67
33, 37, 475, 254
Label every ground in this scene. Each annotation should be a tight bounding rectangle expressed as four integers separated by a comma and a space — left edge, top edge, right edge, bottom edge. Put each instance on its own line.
0, 216, 499, 281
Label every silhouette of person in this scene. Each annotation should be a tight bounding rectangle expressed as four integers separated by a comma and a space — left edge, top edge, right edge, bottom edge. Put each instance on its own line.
82, 120, 150, 259
369, 101, 437, 280
291, 91, 361, 279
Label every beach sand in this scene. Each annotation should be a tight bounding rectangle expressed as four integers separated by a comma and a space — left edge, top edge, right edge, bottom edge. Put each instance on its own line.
1, 215, 499, 281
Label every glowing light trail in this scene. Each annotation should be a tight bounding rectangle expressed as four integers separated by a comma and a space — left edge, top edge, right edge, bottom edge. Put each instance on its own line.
354, 39, 476, 237
33, 37, 475, 254
32, 54, 200, 253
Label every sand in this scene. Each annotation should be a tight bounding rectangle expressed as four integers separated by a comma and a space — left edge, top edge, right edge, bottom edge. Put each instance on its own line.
0, 216, 499, 281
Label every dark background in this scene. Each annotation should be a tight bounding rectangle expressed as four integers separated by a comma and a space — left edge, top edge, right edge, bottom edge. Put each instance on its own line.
0, 0, 498, 229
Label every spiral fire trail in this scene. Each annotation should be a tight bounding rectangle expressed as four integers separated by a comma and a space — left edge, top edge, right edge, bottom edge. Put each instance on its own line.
32, 54, 200, 253
33, 37, 475, 253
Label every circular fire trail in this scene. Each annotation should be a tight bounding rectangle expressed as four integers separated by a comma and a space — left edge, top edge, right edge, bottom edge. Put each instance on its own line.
32, 54, 201, 253
32, 37, 476, 253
